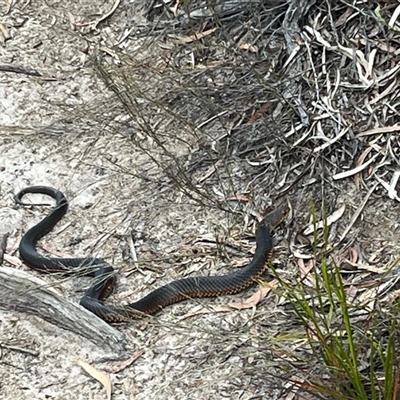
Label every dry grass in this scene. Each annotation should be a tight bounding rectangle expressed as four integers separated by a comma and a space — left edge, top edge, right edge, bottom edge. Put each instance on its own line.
93, 0, 400, 206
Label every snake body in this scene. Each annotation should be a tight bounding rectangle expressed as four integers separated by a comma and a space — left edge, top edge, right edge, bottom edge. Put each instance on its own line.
15, 186, 287, 323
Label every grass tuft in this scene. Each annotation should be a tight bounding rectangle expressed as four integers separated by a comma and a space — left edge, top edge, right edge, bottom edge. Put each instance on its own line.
271, 203, 400, 399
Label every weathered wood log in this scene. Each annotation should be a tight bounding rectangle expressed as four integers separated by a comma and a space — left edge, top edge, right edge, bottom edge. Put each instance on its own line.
0, 265, 126, 353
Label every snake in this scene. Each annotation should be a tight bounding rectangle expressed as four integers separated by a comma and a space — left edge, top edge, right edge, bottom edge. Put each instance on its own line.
14, 186, 288, 323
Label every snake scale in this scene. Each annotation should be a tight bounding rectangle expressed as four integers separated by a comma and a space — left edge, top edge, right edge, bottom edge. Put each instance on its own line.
15, 186, 287, 323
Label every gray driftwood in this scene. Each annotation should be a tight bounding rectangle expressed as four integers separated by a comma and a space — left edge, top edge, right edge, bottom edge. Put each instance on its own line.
0, 265, 126, 353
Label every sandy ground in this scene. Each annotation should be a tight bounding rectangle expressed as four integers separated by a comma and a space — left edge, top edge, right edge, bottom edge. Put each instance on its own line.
2, 1, 400, 400
0, 2, 287, 399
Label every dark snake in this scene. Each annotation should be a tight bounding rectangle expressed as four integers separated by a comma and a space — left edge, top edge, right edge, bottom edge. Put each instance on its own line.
15, 186, 288, 323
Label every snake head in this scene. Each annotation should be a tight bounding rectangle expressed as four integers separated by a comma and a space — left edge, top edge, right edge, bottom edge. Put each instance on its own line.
260, 201, 289, 230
